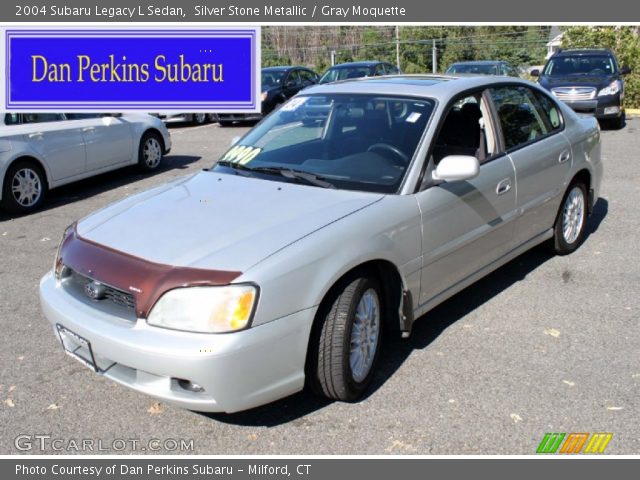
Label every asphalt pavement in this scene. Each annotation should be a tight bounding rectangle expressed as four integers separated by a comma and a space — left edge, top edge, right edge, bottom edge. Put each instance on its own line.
0, 119, 638, 454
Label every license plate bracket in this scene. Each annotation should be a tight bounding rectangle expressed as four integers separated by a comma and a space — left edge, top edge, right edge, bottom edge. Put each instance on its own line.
56, 324, 99, 373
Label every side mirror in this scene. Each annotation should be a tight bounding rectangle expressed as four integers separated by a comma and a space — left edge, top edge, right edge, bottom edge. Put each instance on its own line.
620, 66, 632, 75
230, 136, 241, 146
432, 155, 480, 182
530, 69, 540, 77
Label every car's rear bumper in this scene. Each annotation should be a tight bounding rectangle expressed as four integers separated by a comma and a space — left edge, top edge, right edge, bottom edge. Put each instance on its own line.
39, 272, 315, 413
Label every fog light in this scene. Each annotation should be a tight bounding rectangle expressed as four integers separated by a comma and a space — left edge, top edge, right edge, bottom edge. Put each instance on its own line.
177, 379, 205, 393
604, 106, 620, 115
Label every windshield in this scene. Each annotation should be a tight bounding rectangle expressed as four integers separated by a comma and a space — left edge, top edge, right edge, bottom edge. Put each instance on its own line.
543, 55, 616, 76
213, 94, 435, 193
319, 67, 374, 84
261, 70, 286, 89
446, 64, 498, 75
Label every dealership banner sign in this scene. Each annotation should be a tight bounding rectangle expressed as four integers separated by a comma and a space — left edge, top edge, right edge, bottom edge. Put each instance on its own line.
1, 27, 260, 112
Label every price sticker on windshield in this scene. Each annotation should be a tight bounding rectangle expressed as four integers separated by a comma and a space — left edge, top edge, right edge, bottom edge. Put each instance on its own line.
221, 145, 262, 165
281, 97, 308, 112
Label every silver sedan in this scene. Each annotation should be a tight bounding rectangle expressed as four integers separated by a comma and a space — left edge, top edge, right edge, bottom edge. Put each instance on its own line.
40, 75, 602, 413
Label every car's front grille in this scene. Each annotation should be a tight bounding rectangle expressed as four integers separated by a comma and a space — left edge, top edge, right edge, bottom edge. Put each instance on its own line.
62, 267, 137, 320
551, 87, 597, 101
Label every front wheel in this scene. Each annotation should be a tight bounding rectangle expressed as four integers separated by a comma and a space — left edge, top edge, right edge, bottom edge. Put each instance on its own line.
1, 160, 46, 214
309, 275, 383, 402
138, 132, 164, 172
551, 182, 587, 255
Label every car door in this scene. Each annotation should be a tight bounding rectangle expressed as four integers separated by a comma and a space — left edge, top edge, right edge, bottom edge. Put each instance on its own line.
19, 113, 87, 182
416, 91, 518, 306
489, 85, 572, 247
67, 114, 134, 172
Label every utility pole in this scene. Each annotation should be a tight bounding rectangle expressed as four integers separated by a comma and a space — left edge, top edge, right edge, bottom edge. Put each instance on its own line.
330, 50, 336, 66
432, 39, 437, 74
395, 26, 400, 70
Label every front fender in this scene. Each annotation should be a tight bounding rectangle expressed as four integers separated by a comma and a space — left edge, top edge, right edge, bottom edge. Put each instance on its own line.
238, 195, 423, 328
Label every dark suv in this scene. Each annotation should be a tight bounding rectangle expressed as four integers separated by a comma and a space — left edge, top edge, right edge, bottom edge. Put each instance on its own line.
533, 48, 631, 128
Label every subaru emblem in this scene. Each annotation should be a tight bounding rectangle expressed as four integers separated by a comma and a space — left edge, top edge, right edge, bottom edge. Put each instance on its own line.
84, 281, 106, 300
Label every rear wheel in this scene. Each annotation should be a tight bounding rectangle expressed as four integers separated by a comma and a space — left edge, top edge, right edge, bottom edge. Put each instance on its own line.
551, 181, 587, 255
309, 274, 383, 402
192, 113, 207, 125
1, 160, 46, 214
137, 132, 164, 172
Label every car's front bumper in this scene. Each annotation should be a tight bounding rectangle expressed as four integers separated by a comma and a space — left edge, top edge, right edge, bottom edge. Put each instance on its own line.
39, 272, 315, 413
561, 94, 623, 119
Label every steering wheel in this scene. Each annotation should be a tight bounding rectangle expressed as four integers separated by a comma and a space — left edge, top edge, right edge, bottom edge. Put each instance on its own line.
367, 143, 409, 165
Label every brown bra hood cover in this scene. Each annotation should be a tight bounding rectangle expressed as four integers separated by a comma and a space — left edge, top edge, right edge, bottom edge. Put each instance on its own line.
59, 226, 242, 318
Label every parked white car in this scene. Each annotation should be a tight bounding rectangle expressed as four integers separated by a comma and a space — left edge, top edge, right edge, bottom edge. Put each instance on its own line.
0, 113, 172, 213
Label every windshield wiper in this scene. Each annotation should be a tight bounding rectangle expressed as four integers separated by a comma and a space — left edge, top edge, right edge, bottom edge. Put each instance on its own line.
249, 166, 336, 189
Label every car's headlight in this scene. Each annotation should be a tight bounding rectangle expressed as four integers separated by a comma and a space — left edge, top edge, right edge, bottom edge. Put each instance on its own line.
54, 224, 74, 280
261, 91, 268, 102
147, 285, 258, 333
598, 80, 621, 97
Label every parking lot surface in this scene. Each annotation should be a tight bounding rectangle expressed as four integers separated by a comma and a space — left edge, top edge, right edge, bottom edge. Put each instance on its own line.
1, 120, 638, 454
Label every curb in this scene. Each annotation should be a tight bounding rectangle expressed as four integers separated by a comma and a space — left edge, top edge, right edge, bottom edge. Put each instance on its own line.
627, 108, 640, 117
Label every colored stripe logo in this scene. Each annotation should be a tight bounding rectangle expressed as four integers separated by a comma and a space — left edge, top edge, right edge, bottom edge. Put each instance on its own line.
537, 433, 612, 454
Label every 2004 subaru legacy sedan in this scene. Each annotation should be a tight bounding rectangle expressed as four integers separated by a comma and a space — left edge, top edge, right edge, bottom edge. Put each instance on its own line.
40, 75, 602, 413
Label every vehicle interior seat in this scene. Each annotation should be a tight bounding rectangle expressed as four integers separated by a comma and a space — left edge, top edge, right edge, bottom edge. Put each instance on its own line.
433, 107, 482, 164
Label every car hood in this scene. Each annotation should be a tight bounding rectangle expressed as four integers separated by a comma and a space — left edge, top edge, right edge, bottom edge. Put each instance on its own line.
540, 75, 616, 88
76, 171, 383, 272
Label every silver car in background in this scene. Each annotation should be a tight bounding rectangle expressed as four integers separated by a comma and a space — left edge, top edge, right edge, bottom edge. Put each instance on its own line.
40, 75, 602, 413
1, 113, 171, 213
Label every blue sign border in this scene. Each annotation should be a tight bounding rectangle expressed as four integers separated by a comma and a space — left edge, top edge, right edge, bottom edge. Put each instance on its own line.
5, 28, 259, 111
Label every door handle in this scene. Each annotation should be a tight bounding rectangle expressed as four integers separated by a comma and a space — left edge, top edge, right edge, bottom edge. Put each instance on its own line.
27, 132, 43, 138
496, 178, 512, 195
559, 151, 571, 164
82, 127, 95, 133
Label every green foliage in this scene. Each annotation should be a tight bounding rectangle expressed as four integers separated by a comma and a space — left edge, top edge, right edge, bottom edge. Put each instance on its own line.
562, 26, 640, 108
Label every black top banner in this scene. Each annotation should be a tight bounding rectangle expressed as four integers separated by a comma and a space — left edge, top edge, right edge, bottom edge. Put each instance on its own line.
4, 0, 640, 22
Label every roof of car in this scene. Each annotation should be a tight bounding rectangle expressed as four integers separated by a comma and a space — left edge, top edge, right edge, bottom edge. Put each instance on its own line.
329, 61, 386, 68
553, 48, 614, 57
262, 66, 308, 72
449, 60, 508, 66
302, 74, 533, 101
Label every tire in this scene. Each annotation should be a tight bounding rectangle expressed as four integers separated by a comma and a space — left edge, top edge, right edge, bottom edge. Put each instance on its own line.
192, 113, 207, 125
610, 111, 625, 130
206, 114, 217, 123
1, 160, 47, 214
551, 181, 588, 255
309, 274, 383, 402
137, 132, 164, 172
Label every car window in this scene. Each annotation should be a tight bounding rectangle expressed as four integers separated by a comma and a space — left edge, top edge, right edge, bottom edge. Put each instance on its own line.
433, 93, 497, 165
262, 71, 286, 89
285, 71, 301, 87
4, 113, 20, 125
65, 113, 102, 120
298, 70, 317, 86
22, 113, 65, 124
543, 55, 616, 76
532, 91, 563, 131
490, 86, 552, 150
214, 94, 435, 194
387, 64, 399, 75
374, 64, 386, 76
